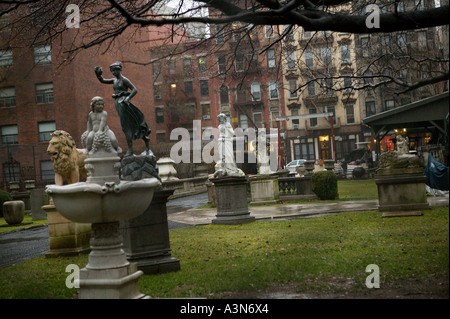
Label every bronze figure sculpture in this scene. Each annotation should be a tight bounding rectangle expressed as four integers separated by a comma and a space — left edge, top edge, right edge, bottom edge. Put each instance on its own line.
94, 62, 151, 156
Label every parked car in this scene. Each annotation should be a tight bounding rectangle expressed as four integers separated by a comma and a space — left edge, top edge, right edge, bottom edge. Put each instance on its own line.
285, 159, 307, 174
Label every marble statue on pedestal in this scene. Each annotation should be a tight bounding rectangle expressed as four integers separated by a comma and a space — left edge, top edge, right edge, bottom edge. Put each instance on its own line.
214, 113, 244, 178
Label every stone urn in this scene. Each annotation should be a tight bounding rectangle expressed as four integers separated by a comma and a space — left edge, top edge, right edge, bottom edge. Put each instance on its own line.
2, 200, 25, 225
324, 159, 335, 170
304, 160, 315, 176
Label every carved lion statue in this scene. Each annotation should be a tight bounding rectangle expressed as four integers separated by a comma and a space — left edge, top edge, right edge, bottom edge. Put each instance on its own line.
47, 130, 87, 185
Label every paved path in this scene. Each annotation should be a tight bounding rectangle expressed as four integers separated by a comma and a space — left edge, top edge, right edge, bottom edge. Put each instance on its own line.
168, 196, 449, 225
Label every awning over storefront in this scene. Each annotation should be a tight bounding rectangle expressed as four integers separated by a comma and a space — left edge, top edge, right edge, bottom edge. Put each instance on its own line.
363, 91, 449, 138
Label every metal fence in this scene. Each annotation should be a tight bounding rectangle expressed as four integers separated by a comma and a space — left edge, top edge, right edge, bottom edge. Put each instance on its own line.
0, 144, 54, 192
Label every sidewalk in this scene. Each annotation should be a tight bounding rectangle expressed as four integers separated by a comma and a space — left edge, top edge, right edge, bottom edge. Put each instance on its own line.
168, 196, 449, 226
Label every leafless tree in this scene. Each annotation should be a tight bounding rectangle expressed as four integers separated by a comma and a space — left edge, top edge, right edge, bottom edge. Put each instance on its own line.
0, 0, 448, 93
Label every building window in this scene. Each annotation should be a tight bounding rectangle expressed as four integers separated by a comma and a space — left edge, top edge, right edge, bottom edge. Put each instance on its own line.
284, 25, 294, 41
340, 44, 351, 64
309, 108, 317, 127
0, 87, 16, 107
184, 80, 193, 97
307, 80, 316, 96
397, 33, 407, 50
417, 31, 427, 50
219, 85, 229, 104
1, 125, 18, 145
345, 104, 355, 124
286, 50, 296, 70
253, 112, 263, 128
35, 83, 54, 103
202, 103, 211, 120
288, 79, 298, 99
169, 83, 177, 97
343, 77, 353, 93
270, 111, 280, 128
155, 107, 164, 123
365, 101, 376, 117
216, 28, 225, 44
415, 0, 424, 10
236, 85, 247, 103
360, 36, 369, 57
381, 34, 390, 52
40, 160, 55, 181
167, 59, 176, 75
152, 61, 161, 79
305, 48, 314, 68
319, 47, 332, 66
235, 53, 244, 72
239, 114, 248, 129
153, 84, 162, 101
0, 49, 13, 67
385, 99, 395, 111
33, 44, 51, 64
183, 57, 191, 73
198, 56, 207, 72
218, 55, 226, 74
265, 25, 274, 38
269, 81, 279, 100
321, 78, 334, 95
200, 79, 209, 96
267, 49, 276, 68
251, 82, 261, 101
326, 106, 336, 125
38, 121, 56, 142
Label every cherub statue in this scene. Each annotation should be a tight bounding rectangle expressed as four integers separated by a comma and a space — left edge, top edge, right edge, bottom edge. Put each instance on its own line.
81, 96, 121, 154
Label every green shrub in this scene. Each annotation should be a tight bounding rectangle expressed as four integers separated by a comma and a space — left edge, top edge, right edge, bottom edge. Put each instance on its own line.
311, 171, 339, 200
0, 189, 13, 217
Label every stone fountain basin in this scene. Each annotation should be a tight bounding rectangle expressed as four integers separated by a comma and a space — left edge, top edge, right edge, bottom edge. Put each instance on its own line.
46, 178, 161, 224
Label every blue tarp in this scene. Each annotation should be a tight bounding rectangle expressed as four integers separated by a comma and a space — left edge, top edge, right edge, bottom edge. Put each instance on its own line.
425, 155, 449, 191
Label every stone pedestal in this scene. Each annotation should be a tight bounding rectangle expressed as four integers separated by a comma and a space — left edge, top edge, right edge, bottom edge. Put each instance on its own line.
120, 188, 180, 275
375, 173, 430, 211
78, 222, 147, 299
44, 204, 91, 257
211, 176, 255, 225
249, 174, 280, 204
206, 179, 217, 207
30, 188, 48, 220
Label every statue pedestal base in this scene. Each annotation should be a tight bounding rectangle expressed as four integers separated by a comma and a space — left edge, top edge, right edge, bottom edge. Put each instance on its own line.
44, 204, 91, 258
249, 175, 280, 205
78, 222, 147, 299
210, 176, 255, 225
375, 171, 430, 212
120, 188, 180, 275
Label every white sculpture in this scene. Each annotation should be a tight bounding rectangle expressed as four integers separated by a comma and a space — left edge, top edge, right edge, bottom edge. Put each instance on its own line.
396, 134, 409, 155
213, 113, 244, 178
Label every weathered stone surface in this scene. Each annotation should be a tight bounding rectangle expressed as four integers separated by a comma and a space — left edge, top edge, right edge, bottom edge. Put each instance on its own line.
2, 200, 25, 225
121, 154, 160, 181
210, 176, 255, 225
249, 175, 280, 204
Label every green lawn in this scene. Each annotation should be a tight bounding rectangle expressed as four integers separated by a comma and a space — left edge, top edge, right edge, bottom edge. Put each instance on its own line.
0, 206, 448, 299
0, 215, 47, 233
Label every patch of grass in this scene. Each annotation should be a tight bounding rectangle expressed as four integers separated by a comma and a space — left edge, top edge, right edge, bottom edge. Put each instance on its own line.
0, 215, 47, 233
1, 206, 447, 299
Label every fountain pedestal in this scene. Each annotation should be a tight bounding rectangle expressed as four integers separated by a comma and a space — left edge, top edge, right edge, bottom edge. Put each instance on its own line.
78, 222, 147, 299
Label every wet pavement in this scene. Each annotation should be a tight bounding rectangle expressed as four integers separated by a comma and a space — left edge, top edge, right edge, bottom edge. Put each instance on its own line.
0, 192, 208, 269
